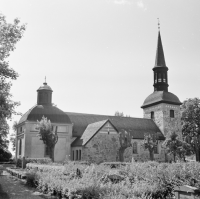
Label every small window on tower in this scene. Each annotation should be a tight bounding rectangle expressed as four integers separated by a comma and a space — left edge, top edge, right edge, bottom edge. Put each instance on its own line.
151, 111, 154, 119
163, 73, 166, 82
158, 73, 161, 82
155, 73, 157, 83
170, 110, 174, 118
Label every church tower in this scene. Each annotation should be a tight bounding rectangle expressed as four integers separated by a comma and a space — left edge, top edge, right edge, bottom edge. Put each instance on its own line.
141, 29, 182, 138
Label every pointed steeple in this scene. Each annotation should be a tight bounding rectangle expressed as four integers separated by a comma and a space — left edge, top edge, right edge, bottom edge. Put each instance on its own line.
153, 30, 169, 92
154, 31, 166, 68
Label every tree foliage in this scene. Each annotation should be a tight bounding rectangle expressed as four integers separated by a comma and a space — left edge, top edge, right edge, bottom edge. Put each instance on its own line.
181, 98, 200, 161
162, 132, 192, 162
0, 148, 12, 162
142, 133, 158, 161
9, 121, 18, 151
0, 14, 26, 150
36, 116, 58, 162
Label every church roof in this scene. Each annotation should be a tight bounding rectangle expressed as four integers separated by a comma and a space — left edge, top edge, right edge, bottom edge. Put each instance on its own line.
141, 91, 182, 108
37, 82, 53, 92
80, 120, 109, 146
18, 105, 72, 125
154, 31, 167, 68
67, 112, 165, 147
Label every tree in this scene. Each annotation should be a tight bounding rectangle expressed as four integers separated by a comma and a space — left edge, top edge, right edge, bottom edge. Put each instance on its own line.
10, 121, 18, 151
118, 130, 132, 162
181, 98, 200, 161
114, 111, 130, 117
142, 133, 158, 161
0, 14, 26, 150
36, 116, 58, 162
0, 148, 12, 162
162, 132, 192, 162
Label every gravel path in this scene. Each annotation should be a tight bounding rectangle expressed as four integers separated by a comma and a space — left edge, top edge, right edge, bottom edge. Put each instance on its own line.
0, 169, 55, 199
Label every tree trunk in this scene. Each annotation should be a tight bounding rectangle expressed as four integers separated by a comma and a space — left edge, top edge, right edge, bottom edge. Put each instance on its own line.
173, 153, 176, 162
119, 148, 125, 162
50, 146, 55, 162
149, 149, 154, 161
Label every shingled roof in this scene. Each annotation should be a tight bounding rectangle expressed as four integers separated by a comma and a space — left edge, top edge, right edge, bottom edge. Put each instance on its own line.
67, 112, 165, 147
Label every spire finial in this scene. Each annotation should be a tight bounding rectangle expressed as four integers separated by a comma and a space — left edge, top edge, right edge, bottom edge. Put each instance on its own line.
157, 18, 160, 31
44, 76, 47, 85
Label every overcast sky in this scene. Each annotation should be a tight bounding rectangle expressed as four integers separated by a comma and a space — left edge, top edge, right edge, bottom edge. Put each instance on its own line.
1, 0, 200, 127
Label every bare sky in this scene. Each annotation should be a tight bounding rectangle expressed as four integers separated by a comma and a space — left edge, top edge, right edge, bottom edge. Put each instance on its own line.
1, 0, 200, 126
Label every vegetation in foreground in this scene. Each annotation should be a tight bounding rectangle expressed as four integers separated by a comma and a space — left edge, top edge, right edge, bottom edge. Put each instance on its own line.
23, 160, 200, 199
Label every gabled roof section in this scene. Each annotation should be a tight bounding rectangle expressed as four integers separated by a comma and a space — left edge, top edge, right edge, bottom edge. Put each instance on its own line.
82, 120, 112, 146
71, 119, 118, 147
154, 31, 166, 68
66, 112, 165, 145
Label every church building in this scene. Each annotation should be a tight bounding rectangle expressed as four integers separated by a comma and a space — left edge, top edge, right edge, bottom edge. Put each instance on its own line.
15, 30, 182, 163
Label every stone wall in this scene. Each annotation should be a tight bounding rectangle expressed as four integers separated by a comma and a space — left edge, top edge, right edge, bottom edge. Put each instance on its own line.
82, 132, 165, 163
143, 103, 182, 138
123, 139, 165, 162
82, 131, 120, 164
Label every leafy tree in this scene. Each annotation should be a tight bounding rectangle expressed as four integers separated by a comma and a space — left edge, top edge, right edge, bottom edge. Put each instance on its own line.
114, 111, 130, 117
118, 130, 132, 162
115, 111, 124, 117
36, 116, 58, 162
0, 148, 12, 162
162, 132, 192, 162
10, 121, 18, 151
142, 133, 158, 161
0, 14, 26, 150
181, 98, 200, 161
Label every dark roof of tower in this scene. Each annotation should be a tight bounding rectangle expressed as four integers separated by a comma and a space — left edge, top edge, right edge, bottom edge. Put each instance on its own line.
18, 105, 71, 125
67, 112, 165, 147
154, 31, 167, 68
37, 82, 53, 92
141, 91, 182, 108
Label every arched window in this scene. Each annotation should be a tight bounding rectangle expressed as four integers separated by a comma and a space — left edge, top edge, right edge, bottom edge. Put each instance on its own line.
151, 111, 154, 119
132, 142, 138, 154
155, 73, 157, 83
158, 73, 161, 82
79, 150, 81, 160
163, 73, 166, 82
19, 139, 22, 155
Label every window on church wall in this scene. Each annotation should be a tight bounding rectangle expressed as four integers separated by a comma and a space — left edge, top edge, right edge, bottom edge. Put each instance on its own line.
158, 73, 161, 82
79, 150, 81, 160
76, 150, 79, 161
72, 151, 74, 161
132, 142, 138, 154
170, 110, 175, 118
151, 111, 154, 119
19, 139, 21, 155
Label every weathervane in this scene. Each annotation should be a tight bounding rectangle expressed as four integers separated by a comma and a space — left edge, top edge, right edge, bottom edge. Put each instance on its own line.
157, 18, 160, 31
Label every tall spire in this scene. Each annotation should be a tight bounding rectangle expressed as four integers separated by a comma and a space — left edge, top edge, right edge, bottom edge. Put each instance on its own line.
154, 31, 166, 68
153, 21, 169, 92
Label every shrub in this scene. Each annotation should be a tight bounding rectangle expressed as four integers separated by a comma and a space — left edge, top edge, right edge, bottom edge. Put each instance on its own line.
24, 161, 200, 199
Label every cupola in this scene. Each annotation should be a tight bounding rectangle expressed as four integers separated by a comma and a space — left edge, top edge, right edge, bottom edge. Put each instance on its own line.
37, 82, 53, 106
